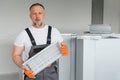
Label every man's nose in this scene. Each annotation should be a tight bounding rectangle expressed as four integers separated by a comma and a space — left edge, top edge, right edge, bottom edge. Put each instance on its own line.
36, 14, 40, 18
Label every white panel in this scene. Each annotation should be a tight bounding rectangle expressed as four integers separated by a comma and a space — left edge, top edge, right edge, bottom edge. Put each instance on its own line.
76, 39, 96, 80
95, 39, 120, 80
59, 34, 76, 80
76, 38, 120, 80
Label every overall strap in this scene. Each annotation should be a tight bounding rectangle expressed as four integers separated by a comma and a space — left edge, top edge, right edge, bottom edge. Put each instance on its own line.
47, 26, 52, 44
25, 28, 36, 46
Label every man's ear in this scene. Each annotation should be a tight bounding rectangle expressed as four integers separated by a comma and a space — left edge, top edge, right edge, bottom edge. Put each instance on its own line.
44, 13, 46, 18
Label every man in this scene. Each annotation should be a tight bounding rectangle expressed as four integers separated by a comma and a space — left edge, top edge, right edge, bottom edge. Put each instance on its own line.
12, 3, 68, 80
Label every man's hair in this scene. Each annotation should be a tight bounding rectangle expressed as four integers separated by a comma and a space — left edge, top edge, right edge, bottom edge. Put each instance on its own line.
29, 3, 45, 11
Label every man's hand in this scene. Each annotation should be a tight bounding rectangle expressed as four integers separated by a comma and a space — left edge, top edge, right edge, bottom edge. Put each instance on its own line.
47, 64, 52, 67
23, 68, 35, 79
61, 42, 68, 56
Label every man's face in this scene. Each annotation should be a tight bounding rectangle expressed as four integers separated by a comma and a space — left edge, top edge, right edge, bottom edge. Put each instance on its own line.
30, 6, 46, 27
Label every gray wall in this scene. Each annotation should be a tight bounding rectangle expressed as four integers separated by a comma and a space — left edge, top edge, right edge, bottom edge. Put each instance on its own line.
0, 0, 91, 79
104, 0, 120, 33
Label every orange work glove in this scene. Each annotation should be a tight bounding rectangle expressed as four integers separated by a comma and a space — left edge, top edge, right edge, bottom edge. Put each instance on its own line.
61, 43, 68, 56
23, 68, 35, 79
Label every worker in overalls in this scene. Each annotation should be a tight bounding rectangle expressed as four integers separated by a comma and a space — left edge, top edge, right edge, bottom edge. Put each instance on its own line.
12, 3, 68, 80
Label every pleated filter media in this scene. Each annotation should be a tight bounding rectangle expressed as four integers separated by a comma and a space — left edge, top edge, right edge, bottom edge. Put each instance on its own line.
23, 42, 62, 75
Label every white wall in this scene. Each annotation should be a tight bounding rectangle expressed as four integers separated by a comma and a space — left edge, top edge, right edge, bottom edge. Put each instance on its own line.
0, 0, 91, 78
104, 0, 120, 33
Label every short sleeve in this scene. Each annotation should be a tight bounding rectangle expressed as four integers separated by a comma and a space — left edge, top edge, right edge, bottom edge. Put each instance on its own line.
52, 28, 63, 43
14, 30, 26, 47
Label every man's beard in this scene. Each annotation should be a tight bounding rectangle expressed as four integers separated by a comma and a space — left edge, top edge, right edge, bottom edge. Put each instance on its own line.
33, 22, 43, 28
